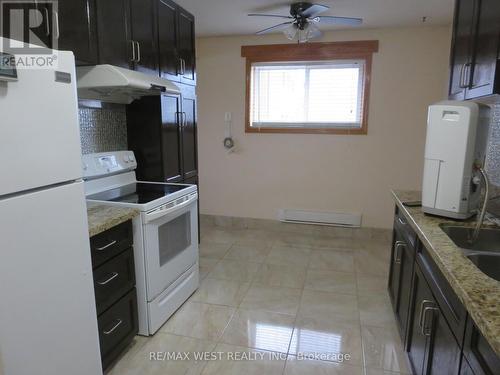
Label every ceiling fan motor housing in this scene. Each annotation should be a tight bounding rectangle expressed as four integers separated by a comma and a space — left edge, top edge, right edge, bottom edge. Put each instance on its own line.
290, 2, 314, 18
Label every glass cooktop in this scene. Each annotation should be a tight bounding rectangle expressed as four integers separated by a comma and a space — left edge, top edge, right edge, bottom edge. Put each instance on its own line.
87, 183, 188, 204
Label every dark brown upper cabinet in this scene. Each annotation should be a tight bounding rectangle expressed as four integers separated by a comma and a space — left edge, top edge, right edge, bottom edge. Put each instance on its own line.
127, 83, 197, 184
10, 0, 98, 65
177, 8, 196, 85
180, 84, 198, 180
157, 0, 196, 85
449, 0, 500, 100
158, 0, 180, 81
130, 0, 158, 74
57, 0, 99, 65
95, 0, 133, 68
95, 0, 163, 72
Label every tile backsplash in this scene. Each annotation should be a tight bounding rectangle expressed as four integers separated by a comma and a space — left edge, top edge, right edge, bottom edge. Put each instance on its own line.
79, 106, 128, 154
485, 103, 500, 187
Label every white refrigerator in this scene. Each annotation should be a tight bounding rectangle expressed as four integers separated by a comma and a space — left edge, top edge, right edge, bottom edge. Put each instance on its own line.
0, 39, 103, 375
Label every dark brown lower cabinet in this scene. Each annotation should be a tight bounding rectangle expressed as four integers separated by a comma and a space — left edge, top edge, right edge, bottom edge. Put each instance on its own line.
388, 226, 415, 345
460, 356, 476, 375
388, 207, 499, 375
463, 316, 500, 375
98, 289, 138, 370
407, 263, 461, 375
90, 220, 138, 371
388, 207, 417, 347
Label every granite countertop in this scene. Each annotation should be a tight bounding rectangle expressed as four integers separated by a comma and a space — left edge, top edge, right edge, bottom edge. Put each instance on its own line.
87, 205, 139, 237
392, 190, 500, 356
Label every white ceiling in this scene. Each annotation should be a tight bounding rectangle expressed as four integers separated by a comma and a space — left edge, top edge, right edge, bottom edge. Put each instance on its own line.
175, 0, 455, 37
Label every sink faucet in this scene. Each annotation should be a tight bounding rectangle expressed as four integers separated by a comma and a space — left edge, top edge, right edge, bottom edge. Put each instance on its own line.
469, 165, 489, 244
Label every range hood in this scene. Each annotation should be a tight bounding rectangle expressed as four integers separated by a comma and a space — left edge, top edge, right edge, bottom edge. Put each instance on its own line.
76, 64, 180, 104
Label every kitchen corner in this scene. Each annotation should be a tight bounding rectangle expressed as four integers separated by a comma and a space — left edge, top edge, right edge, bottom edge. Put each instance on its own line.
390, 189, 500, 373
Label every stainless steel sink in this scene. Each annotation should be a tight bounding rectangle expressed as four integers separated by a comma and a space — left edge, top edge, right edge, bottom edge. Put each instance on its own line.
440, 224, 500, 281
440, 224, 500, 253
466, 254, 500, 282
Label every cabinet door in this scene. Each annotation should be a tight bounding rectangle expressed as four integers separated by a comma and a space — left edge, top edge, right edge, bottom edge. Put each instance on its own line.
158, 0, 180, 82
407, 265, 434, 375
466, 0, 500, 98
57, 0, 98, 65
449, 0, 477, 100
181, 86, 198, 180
95, 0, 133, 68
178, 8, 196, 85
130, 0, 158, 74
398, 239, 415, 347
464, 317, 500, 375
388, 229, 403, 310
161, 94, 183, 182
29, 1, 55, 50
460, 357, 476, 375
426, 308, 462, 375
126, 97, 163, 182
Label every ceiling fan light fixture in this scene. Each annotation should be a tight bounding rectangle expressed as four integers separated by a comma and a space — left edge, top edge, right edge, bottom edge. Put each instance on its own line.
283, 23, 298, 40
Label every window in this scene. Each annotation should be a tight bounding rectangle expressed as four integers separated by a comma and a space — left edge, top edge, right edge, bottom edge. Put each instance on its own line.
242, 41, 379, 134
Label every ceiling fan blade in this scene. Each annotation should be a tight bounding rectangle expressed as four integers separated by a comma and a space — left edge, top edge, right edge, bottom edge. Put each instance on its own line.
248, 13, 293, 19
313, 16, 363, 26
255, 21, 294, 35
300, 4, 329, 18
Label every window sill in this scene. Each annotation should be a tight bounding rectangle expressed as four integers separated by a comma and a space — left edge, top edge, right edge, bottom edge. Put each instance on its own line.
245, 126, 367, 135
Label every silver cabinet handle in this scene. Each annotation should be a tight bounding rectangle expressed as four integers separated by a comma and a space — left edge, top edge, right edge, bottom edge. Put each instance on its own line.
398, 216, 407, 225
418, 299, 434, 331
421, 306, 438, 336
130, 40, 136, 62
394, 240, 405, 264
103, 319, 123, 335
458, 63, 466, 88
459, 63, 471, 89
135, 41, 141, 62
97, 272, 119, 285
53, 10, 59, 39
44, 8, 50, 36
95, 240, 117, 251
182, 112, 187, 128
465, 63, 473, 88
180, 58, 186, 75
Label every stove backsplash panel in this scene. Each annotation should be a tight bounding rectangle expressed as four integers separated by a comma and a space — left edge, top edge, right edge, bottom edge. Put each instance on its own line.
79, 106, 128, 154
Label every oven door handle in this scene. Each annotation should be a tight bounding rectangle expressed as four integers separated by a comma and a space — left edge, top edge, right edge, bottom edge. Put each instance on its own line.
145, 193, 198, 224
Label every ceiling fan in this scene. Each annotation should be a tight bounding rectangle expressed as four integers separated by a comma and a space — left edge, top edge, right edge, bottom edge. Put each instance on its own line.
248, 2, 363, 43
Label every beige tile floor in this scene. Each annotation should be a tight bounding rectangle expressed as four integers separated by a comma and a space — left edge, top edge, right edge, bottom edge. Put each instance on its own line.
107, 226, 411, 375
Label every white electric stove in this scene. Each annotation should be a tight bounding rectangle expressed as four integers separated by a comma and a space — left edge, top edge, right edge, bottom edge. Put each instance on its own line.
83, 151, 199, 336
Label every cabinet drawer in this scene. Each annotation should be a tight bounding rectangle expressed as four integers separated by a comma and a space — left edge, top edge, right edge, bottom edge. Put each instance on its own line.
417, 246, 467, 345
94, 248, 135, 315
394, 206, 417, 248
90, 220, 133, 268
98, 289, 138, 370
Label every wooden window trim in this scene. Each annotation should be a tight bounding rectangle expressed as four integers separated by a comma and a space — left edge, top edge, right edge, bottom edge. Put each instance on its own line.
241, 40, 379, 135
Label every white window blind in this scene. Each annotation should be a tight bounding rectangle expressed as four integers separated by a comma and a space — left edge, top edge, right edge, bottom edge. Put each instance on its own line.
250, 60, 365, 129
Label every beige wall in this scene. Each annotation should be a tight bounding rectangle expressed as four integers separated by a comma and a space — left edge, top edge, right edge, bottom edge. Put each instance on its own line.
196, 26, 451, 228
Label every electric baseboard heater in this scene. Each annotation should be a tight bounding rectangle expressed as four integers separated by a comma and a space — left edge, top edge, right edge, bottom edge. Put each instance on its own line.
278, 209, 362, 227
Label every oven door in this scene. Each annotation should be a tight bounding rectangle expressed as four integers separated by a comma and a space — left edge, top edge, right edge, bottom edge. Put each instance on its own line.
143, 192, 198, 300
